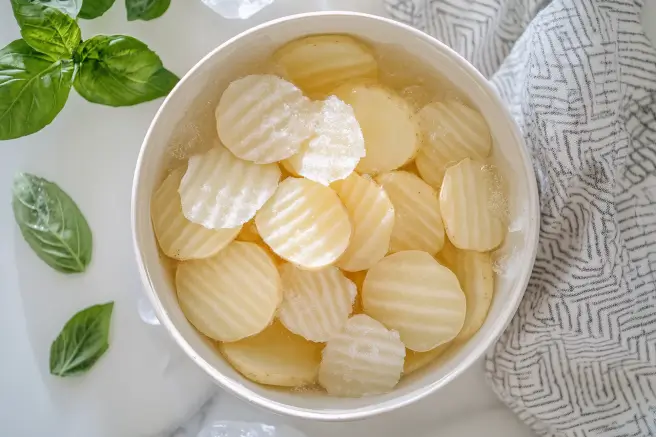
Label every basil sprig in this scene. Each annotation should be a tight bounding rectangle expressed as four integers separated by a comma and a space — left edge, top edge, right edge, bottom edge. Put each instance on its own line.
1, 0, 178, 140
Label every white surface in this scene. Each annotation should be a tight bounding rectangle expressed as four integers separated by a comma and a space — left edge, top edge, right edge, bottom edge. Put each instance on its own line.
1, 1, 654, 437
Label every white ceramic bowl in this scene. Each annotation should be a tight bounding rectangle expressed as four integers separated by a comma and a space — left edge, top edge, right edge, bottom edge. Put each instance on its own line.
132, 11, 540, 421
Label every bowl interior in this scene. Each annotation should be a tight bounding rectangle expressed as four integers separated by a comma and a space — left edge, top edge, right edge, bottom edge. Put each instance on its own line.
132, 12, 539, 420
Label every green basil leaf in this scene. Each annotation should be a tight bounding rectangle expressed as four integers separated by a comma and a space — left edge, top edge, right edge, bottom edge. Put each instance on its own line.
12, 173, 93, 273
0, 40, 74, 140
79, 0, 116, 19
50, 302, 114, 377
125, 0, 170, 21
74, 35, 179, 107
11, 0, 82, 60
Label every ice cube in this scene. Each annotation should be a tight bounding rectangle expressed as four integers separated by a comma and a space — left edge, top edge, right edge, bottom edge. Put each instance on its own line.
200, 0, 274, 19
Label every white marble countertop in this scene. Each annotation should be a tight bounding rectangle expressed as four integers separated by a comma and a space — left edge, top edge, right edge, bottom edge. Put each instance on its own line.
1, 1, 654, 436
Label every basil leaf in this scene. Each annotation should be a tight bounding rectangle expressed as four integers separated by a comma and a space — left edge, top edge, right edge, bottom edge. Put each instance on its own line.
79, 0, 116, 19
50, 302, 114, 377
12, 173, 93, 273
74, 35, 179, 107
0, 40, 74, 140
11, 0, 82, 60
125, 0, 170, 21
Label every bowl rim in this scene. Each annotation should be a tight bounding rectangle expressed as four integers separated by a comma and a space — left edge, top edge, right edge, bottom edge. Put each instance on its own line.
131, 10, 540, 421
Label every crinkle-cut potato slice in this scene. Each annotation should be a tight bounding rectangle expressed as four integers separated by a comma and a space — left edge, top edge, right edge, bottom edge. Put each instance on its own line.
286, 96, 365, 185
415, 100, 492, 188
278, 264, 356, 342
179, 145, 280, 229
236, 220, 261, 243
376, 171, 445, 255
344, 270, 366, 314
318, 314, 405, 397
235, 220, 284, 264
440, 158, 507, 251
272, 34, 378, 97
215, 74, 314, 164
439, 240, 494, 342
280, 159, 300, 178
176, 241, 282, 342
436, 237, 458, 269
219, 321, 322, 387
255, 177, 351, 269
331, 173, 394, 271
332, 83, 419, 174
403, 342, 452, 375
151, 167, 241, 260
362, 250, 466, 352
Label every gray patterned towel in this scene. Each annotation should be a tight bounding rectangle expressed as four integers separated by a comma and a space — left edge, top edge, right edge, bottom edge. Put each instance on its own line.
385, 0, 656, 436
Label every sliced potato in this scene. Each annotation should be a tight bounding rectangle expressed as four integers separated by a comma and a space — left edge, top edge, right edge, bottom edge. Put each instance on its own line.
376, 171, 445, 255
278, 264, 356, 342
439, 240, 494, 342
362, 250, 466, 351
272, 34, 378, 97
236, 219, 261, 243
318, 314, 405, 397
332, 83, 419, 174
255, 177, 351, 269
403, 342, 451, 375
440, 158, 506, 251
152, 167, 241, 260
343, 270, 367, 314
176, 241, 281, 342
216, 74, 314, 164
220, 321, 322, 387
415, 100, 492, 188
331, 173, 395, 271
286, 96, 365, 185
179, 144, 280, 229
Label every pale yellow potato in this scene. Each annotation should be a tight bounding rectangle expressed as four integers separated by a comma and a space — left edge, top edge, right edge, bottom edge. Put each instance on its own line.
332, 83, 419, 174
331, 173, 394, 271
440, 158, 506, 251
436, 238, 458, 269
220, 321, 323, 387
255, 177, 351, 269
403, 342, 452, 375
376, 171, 445, 255
235, 219, 261, 243
151, 167, 241, 260
439, 240, 494, 342
272, 34, 378, 97
318, 314, 405, 397
216, 74, 314, 164
278, 264, 356, 342
280, 159, 300, 178
235, 220, 284, 264
286, 96, 365, 185
179, 144, 280, 229
176, 241, 282, 342
343, 270, 367, 314
415, 100, 492, 188
362, 251, 466, 351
